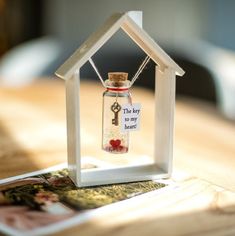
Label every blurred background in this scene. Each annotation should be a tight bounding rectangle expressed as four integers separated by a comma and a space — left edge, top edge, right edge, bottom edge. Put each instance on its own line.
0, 0, 235, 119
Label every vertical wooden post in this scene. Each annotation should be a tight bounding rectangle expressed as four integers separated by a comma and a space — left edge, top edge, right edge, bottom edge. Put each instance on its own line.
155, 66, 176, 174
65, 71, 81, 185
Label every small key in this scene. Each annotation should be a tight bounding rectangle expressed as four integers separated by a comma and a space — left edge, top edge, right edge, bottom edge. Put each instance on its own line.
111, 102, 121, 126
112, 112, 119, 126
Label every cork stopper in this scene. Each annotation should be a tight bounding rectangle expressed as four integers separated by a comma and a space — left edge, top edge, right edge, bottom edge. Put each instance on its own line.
108, 72, 128, 82
107, 72, 129, 87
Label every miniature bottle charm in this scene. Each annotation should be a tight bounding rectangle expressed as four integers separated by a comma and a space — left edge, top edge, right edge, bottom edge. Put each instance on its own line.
102, 72, 131, 154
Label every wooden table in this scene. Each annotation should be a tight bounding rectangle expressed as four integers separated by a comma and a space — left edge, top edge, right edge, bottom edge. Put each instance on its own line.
0, 79, 235, 236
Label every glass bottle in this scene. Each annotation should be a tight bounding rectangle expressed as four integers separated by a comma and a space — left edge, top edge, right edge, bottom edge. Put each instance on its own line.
102, 72, 131, 154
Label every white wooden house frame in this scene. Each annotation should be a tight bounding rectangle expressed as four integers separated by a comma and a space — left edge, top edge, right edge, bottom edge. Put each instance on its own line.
55, 11, 185, 187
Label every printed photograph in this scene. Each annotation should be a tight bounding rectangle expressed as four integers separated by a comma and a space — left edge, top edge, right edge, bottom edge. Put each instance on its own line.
0, 167, 166, 235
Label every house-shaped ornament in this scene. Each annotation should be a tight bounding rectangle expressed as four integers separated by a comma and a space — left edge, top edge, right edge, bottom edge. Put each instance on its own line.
55, 11, 185, 187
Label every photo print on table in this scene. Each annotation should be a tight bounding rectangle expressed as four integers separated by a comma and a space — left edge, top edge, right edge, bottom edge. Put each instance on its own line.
0, 159, 168, 236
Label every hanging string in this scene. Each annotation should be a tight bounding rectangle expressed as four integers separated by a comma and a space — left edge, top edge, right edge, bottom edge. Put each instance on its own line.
89, 55, 151, 88
130, 55, 151, 87
88, 57, 106, 87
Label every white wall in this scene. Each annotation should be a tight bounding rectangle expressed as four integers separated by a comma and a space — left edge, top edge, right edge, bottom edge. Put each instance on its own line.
43, 0, 209, 50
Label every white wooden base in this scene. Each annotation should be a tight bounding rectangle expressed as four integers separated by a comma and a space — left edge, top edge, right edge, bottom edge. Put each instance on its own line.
79, 164, 169, 187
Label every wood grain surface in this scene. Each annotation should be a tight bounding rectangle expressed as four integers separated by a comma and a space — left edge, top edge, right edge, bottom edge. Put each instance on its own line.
0, 79, 235, 236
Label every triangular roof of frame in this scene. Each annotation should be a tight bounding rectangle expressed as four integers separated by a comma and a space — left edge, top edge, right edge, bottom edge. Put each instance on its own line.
55, 11, 185, 80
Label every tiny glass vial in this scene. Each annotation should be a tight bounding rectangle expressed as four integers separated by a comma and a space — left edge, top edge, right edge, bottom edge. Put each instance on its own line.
102, 72, 131, 154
